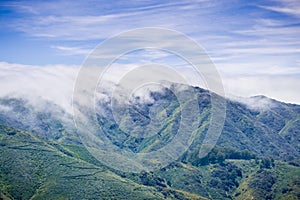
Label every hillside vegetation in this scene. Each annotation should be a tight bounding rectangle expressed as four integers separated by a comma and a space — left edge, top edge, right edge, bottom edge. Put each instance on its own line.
0, 84, 299, 199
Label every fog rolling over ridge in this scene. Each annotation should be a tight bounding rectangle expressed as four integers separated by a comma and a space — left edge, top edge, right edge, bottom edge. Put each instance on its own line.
0, 60, 299, 157
0, 61, 293, 114
1, 61, 300, 199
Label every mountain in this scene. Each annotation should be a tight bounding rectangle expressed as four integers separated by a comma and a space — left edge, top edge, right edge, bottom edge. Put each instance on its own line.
0, 83, 300, 199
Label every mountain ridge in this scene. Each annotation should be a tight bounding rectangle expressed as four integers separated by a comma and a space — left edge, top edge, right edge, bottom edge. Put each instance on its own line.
1, 83, 300, 199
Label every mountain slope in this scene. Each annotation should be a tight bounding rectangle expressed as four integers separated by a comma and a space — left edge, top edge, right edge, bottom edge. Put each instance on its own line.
0, 125, 208, 200
0, 83, 299, 199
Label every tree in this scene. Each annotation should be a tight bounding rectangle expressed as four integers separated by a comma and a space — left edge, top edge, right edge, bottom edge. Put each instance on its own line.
260, 158, 272, 169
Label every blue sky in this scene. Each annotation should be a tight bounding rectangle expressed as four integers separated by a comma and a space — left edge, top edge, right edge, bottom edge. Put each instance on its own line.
0, 0, 300, 103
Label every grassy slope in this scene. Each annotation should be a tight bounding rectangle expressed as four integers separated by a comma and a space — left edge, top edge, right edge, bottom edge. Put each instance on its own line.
0, 125, 209, 200
1, 125, 300, 199
1, 89, 300, 199
233, 160, 300, 200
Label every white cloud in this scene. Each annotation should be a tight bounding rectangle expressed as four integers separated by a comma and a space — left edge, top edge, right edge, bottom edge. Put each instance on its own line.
51, 45, 92, 55
229, 95, 277, 111
2, 0, 220, 41
221, 74, 300, 105
0, 62, 79, 113
216, 63, 300, 76
0, 60, 299, 122
1, 0, 300, 106
260, 0, 300, 18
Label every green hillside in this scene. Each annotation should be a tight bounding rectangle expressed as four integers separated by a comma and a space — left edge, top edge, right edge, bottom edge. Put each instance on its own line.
0, 125, 209, 199
0, 84, 300, 199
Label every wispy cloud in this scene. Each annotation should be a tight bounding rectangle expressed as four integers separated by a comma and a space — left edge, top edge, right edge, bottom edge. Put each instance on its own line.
0, 0, 299, 104
51, 45, 92, 55
217, 63, 300, 76
1, 0, 219, 41
214, 47, 300, 55
259, 0, 300, 18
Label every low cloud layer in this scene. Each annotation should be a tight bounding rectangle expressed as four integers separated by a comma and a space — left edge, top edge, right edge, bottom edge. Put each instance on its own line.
221, 74, 300, 105
0, 62, 78, 113
0, 61, 299, 116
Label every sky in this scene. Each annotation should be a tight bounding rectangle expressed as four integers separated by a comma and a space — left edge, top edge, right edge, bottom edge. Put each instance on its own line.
0, 0, 300, 104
